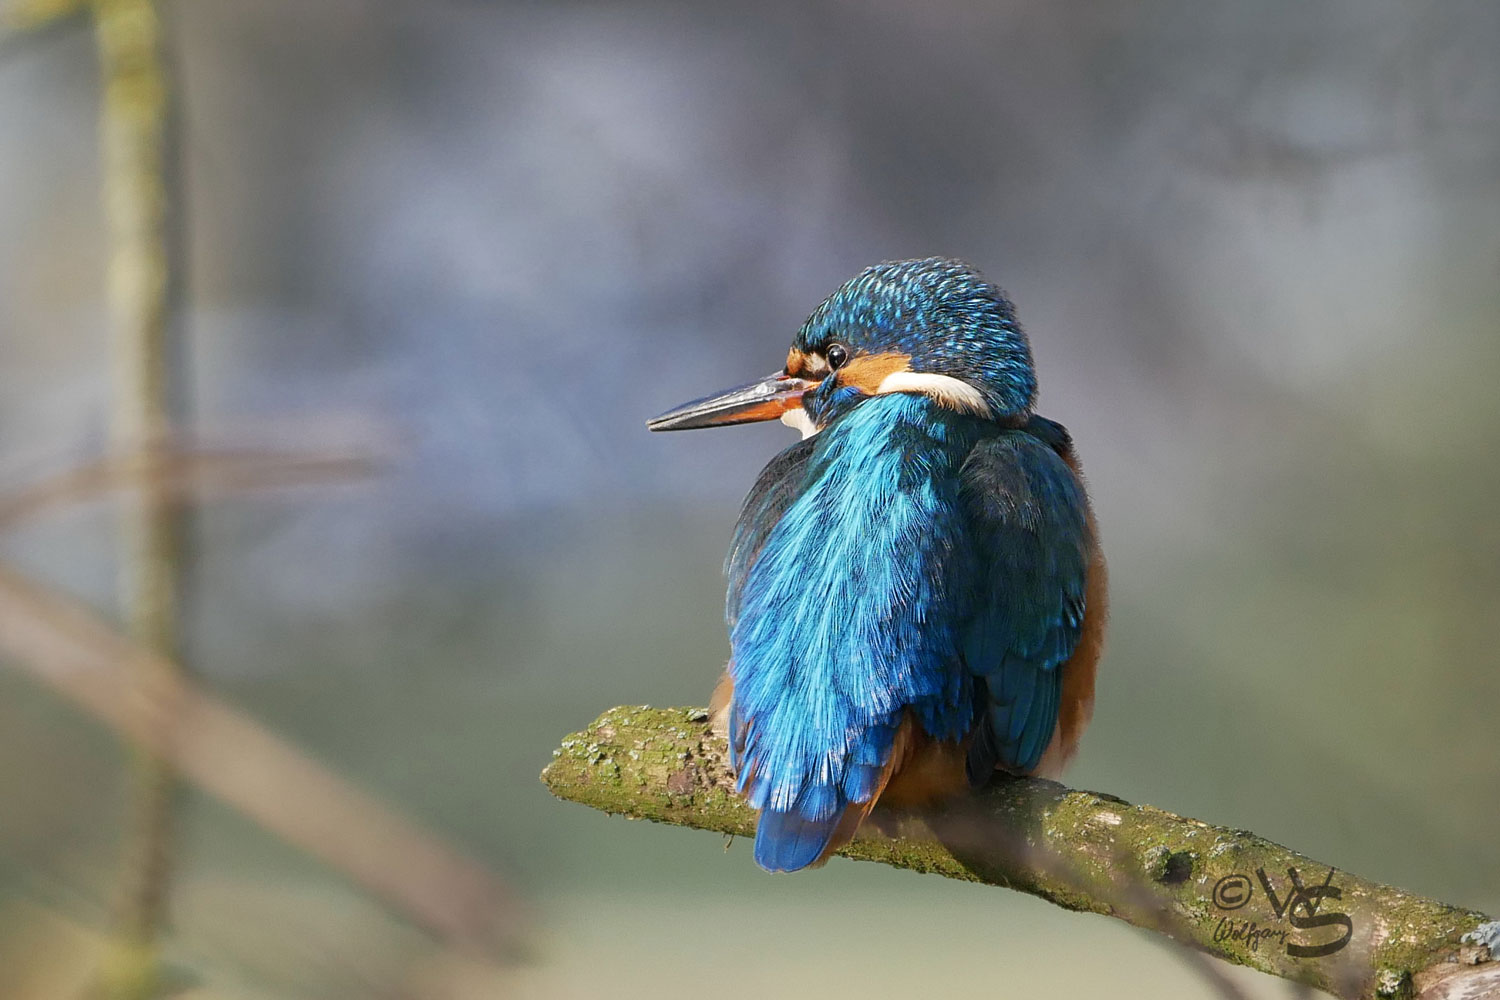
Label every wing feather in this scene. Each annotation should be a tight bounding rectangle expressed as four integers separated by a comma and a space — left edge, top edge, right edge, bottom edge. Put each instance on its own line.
959, 428, 1093, 777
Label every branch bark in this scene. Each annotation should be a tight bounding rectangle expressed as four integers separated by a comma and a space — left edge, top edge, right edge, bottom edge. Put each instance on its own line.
542, 706, 1500, 1000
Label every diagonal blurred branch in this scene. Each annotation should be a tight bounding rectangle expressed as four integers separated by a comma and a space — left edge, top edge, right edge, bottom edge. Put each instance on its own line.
0, 0, 83, 33
0, 0, 85, 65
0, 559, 526, 957
544, 706, 1500, 1000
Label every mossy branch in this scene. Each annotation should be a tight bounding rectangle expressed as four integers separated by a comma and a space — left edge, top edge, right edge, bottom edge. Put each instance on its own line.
543, 706, 1500, 1000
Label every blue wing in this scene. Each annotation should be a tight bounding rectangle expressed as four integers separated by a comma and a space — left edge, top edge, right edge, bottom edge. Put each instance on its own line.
958, 424, 1093, 779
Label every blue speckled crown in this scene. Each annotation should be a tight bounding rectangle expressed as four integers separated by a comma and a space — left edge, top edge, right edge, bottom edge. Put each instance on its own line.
794, 257, 1037, 419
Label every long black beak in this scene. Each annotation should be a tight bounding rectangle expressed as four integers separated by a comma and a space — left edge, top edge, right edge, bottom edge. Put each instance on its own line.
647, 372, 814, 432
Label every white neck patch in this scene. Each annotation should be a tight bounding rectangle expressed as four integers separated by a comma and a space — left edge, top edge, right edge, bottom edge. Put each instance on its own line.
780, 406, 820, 439
875, 371, 992, 417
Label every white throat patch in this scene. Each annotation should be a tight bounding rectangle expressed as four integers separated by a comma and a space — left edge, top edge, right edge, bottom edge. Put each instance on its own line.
875, 371, 992, 417
780, 407, 820, 439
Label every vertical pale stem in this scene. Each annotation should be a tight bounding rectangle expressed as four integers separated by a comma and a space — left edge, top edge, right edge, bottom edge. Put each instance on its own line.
91, 1, 179, 996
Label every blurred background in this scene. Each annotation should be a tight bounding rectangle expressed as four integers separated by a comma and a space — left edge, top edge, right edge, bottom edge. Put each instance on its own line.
0, 0, 1497, 997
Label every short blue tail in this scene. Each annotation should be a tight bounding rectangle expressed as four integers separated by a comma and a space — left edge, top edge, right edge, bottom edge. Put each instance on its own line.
753, 809, 842, 873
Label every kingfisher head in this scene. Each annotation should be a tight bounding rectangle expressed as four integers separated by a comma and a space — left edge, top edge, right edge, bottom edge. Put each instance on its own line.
647, 258, 1036, 437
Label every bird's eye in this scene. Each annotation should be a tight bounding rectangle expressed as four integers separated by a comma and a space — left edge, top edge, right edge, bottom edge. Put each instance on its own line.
826, 343, 849, 370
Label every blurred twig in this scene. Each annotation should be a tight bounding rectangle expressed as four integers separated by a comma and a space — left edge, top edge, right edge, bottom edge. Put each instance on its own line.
91, 0, 180, 993
0, 0, 85, 64
0, 560, 527, 956
0, 443, 381, 533
0, 0, 83, 34
544, 706, 1500, 1000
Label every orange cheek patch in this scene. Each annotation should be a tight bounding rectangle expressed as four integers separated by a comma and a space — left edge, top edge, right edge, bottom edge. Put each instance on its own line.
785, 348, 810, 377
837, 351, 911, 393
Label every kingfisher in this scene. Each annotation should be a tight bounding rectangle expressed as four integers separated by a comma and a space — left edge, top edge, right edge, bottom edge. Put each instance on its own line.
647, 258, 1106, 873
